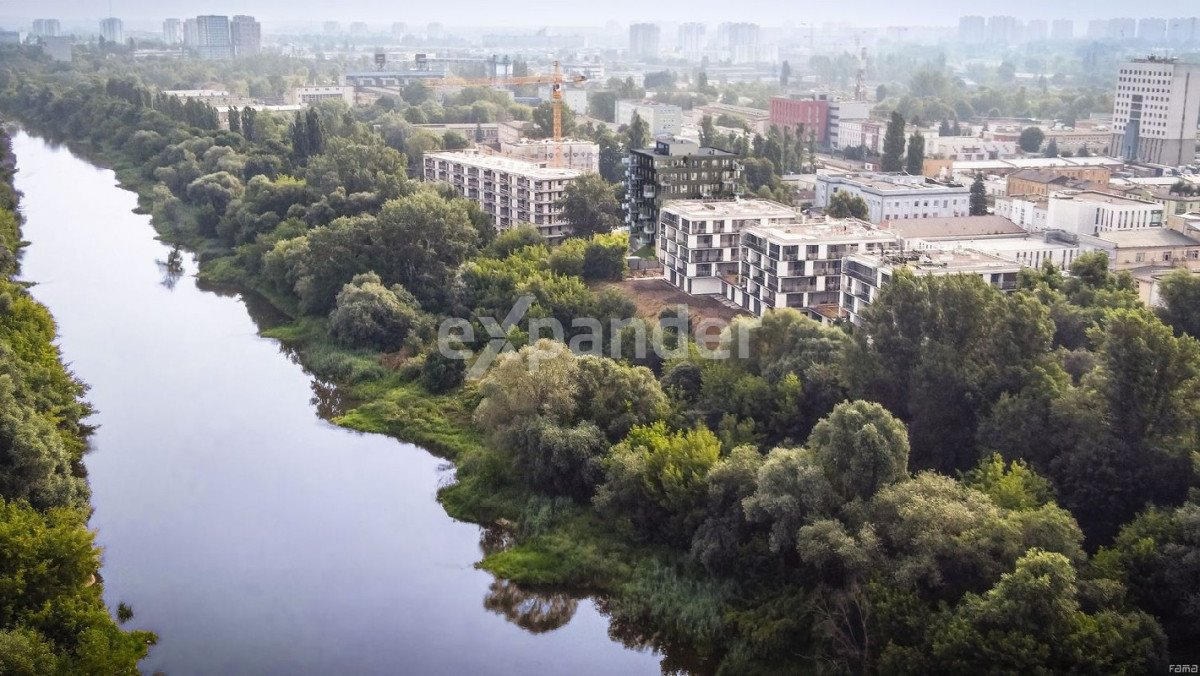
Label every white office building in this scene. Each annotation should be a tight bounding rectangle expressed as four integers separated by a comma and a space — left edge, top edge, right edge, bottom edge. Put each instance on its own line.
423, 151, 583, 242
615, 100, 683, 136
1110, 57, 1200, 166
658, 199, 798, 295
1045, 190, 1164, 236
814, 173, 971, 224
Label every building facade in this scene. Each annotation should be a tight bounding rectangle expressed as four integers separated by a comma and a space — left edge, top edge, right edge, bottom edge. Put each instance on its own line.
100, 17, 123, 43
32, 19, 61, 37
770, 94, 829, 143
1005, 167, 1109, 197
1045, 190, 1164, 235
291, 86, 355, 106
423, 151, 583, 242
615, 100, 682, 136
195, 15, 232, 59
814, 173, 971, 224
1111, 57, 1200, 166
658, 199, 797, 295
624, 139, 741, 250
230, 15, 262, 56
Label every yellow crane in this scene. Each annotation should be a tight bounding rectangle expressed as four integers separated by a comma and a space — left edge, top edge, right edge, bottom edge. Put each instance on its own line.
426, 61, 586, 166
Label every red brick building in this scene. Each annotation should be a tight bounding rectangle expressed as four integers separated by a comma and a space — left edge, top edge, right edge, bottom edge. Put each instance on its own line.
769, 96, 830, 143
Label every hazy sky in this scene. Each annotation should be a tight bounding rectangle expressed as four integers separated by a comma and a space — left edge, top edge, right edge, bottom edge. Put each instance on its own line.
1, 0, 1193, 27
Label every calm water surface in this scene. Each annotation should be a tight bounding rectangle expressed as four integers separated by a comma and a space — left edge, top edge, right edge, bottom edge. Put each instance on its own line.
13, 131, 662, 675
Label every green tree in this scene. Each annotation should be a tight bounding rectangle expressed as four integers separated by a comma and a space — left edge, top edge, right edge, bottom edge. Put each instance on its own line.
904, 130, 925, 175
881, 111, 906, 172
1044, 139, 1059, 158
1018, 126, 1045, 153
559, 174, 622, 239
809, 401, 909, 503
780, 60, 792, 87
626, 112, 649, 151
1155, 268, 1200, 337
969, 173, 988, 215
826, 191, 868, 219
328, 272, 425, 352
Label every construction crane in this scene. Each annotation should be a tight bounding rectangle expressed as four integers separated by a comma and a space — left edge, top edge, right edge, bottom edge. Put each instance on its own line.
425, 60, 587, 166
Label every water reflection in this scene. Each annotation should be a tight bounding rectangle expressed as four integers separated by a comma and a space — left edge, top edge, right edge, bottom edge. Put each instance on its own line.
484, 579, 579, 634
156, 245, 185, 290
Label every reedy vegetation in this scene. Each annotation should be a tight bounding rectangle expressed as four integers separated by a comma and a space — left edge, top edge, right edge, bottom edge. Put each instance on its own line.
2, 46, 1199, 673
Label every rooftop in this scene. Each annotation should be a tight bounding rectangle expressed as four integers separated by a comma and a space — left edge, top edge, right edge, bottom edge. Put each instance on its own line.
881, 215, 1027, 239
1054, 190, 1159, 207
633, 139, 735, 158
1090, 228, 1200, 248
425, 150, 584, 179
821, 172, 966, 193
1007, 168, 1099, 186
910, 235, 1076, 255
851, 249, 1023, 274
744, 218, 896, 244
661, 198, 796, 220
954, 157, 1124, 172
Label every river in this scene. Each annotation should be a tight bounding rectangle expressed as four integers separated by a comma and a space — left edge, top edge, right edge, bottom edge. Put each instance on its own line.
12, 131, 663, 675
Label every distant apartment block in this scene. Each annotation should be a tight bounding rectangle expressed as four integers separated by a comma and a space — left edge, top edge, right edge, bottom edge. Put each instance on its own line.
678, 22, 706, 60
814, 173, 970, 224
231, 15, 262, 56
100, 17, 124, 43
423, 151, 583, 242
615, 100, 682, 136
32, 19, 61, 37
195, 15, 232, 59
629, 23, 661, 59
657, 199, 798, 295
624, 139, 741, 250
1111, 57, 1200, 166
163, 18, 183, 44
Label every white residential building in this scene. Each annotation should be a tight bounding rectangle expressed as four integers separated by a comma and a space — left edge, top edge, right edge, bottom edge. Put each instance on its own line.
500, 138, 600, 173
423, 151, 583, 242
842, 249, 1022, 326
727, 218, 899, 319
814, 173, 971, 224
658, 199, 798, 295
291, 86, 356, 106
1111, 57, 1200, 166
1045, 190, 1164, 236
615, 100, 683, 136
995, 195, 1049, 231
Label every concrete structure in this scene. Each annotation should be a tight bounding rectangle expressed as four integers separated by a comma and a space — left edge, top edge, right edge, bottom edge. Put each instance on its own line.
99, 17, 123, 44
230, 15, 261, 56
1080, 227, 1200, 274
183, 18, 199, 46
657, 199, 798, 295
879, 214, 1028, 243
996, 195, 1049, 231
906, 233, 1080, 270
678, 22, 706, 60
837, 120, 884, 154
195, 15, 232, 60
629, 23, 661, 59
814, 173, 971, 224
32, 19, 61, 37
1111, 57, 1200, 166
770, 94, 829, 143
624, 138, 741, 250
291, 86, 355, 106
842, 249, 1022, 326
1046, 190, 1164, 236
423, 151, 583, 242
729, 217, 897, 319
615, 101, 682, 136
500, 138, 600, 173
39, 36, 72, 62
828, 101, 871, 149
162, 18, 182, 44
1006, 167, 1109, 197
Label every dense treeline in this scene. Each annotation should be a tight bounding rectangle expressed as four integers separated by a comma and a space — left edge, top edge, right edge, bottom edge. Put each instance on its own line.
3, 48, 1200, 673
0, 126, 155, 672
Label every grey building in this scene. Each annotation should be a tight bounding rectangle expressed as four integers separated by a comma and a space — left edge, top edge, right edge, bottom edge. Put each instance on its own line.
231, 15, 261, 56
629, 23, 661, 59
624, 138, 741, 250
196, 15, 232, 60
1111, 57, 1200, 166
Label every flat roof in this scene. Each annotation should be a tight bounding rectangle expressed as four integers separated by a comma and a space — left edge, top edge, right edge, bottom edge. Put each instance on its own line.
744, 218, 896, 244
1056, 190, 1159, 207
661, 198, 796, 220
954, 157, 1124, 171
1091, 228, 1200, 247
881, 215, 1027, 239
912, 235, 1076, 254
851, 249, 1022, 273
822, 172, 966, 193
425, 151, 583, 179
